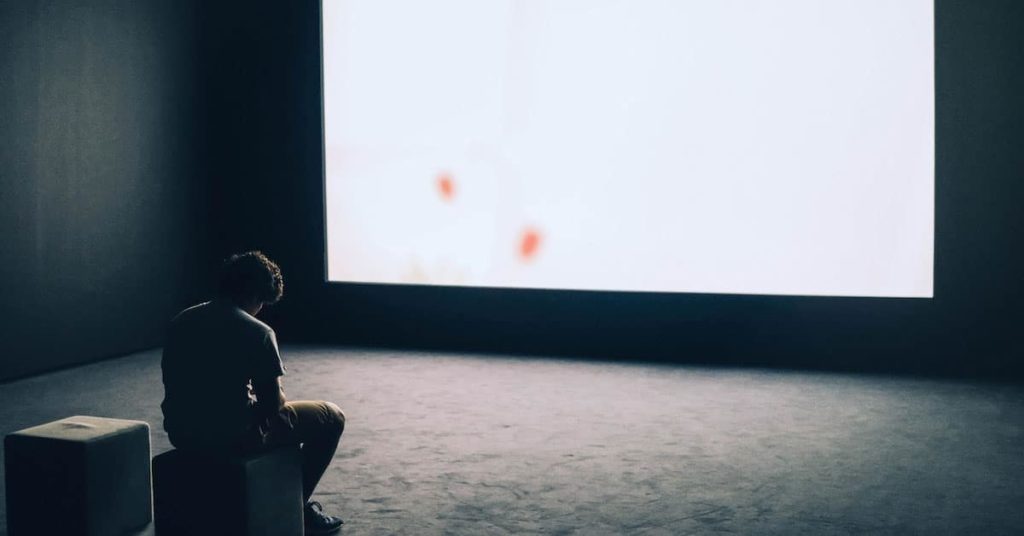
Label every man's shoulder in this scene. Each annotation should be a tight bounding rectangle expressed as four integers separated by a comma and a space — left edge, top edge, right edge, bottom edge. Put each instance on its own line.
235, 308, 275, 338
169, 300, 273, 338
170, 301, 212, 324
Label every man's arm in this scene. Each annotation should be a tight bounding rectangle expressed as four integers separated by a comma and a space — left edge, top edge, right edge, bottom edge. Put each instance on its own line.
252, 376, 286, 421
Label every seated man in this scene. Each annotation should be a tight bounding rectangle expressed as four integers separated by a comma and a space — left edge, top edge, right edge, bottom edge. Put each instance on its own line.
160, 251, 345, 534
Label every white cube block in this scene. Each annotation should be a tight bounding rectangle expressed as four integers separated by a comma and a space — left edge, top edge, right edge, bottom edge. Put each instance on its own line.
4, 416, 153, 536
152, 446, 303, 536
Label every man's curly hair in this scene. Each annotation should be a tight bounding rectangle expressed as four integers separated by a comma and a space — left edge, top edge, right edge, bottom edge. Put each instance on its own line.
218, 251, 284, 306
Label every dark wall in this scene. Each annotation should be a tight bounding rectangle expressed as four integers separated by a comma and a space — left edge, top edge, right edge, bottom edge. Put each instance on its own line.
212, 1, 1023, 378
0, 0, 211, 381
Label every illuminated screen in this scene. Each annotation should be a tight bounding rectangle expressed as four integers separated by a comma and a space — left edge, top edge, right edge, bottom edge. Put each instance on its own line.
323, 1, 934, 298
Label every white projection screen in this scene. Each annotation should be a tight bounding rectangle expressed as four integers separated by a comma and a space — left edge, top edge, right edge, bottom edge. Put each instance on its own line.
323, 0, 934, 298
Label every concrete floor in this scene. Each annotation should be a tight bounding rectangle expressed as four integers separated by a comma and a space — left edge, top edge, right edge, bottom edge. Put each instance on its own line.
1, 346, 1023, 535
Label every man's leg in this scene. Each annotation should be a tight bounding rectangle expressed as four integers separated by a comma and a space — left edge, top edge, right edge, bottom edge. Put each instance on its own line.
265, 400, 346, 502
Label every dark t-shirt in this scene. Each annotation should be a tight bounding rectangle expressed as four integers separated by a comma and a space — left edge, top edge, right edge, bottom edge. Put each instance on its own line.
160, 299, 285, 450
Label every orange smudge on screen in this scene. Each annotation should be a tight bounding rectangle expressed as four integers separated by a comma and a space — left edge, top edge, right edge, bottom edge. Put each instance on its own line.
437, 172, 455, 201
519, 227, 542, 261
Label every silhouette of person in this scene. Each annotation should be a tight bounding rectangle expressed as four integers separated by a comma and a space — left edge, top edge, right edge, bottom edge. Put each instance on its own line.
160, 251, 345, 533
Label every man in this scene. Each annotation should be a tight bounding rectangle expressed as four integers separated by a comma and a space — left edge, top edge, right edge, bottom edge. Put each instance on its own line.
161, 251, 345, 534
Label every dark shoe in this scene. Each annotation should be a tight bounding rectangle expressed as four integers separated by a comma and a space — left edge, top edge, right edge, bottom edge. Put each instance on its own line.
304, 500, 344, 534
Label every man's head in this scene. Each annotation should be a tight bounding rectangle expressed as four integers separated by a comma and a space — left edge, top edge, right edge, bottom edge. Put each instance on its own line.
218, 251, 284, 315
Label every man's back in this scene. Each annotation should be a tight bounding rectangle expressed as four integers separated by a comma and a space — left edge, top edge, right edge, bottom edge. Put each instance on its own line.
160, 299, 284, 450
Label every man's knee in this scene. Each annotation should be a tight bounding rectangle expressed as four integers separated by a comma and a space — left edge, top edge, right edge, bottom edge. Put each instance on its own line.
322, 401, 345, 435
